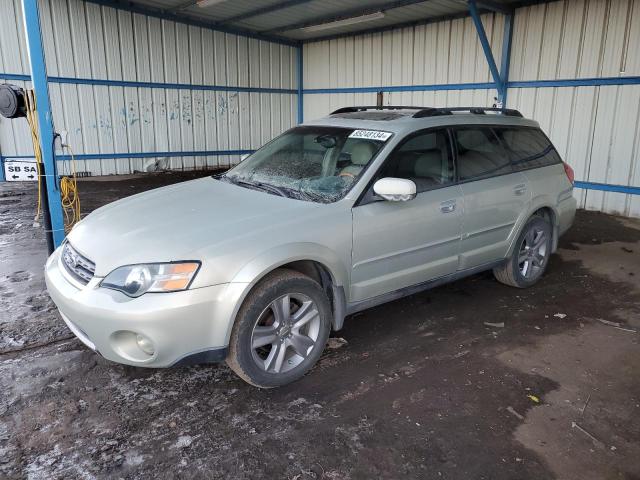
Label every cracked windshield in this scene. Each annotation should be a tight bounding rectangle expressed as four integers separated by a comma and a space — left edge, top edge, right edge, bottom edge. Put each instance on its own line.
220, 126, 391, 203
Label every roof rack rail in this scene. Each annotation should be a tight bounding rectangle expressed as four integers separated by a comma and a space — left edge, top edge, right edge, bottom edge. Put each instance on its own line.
330, 106, 524, 118
413, 107, 523, 118
330, 106, 425, 115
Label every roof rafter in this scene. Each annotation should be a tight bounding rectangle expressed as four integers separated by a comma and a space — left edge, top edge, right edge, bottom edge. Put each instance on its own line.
219, 0, 316, 25
263, 0, 434, 34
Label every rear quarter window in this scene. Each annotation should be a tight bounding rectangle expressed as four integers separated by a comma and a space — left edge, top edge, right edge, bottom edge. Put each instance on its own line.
495, 127, 562, 171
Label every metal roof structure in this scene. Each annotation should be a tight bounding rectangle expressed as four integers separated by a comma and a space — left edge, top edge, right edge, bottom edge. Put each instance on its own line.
89, 0, 550, 45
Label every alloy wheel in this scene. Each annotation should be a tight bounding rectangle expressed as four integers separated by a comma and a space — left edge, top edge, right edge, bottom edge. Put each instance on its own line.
250, 293, 321, 374
518, 226, 548, 279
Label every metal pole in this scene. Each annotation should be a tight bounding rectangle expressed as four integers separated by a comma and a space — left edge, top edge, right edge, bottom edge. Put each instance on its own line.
21, 0, 65, 251
499, 13, 514, 106
297, 44, 304, 124
468, 0, 503, 101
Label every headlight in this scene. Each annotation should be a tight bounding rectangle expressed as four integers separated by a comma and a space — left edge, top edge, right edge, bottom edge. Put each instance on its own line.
101, 262, 200, 297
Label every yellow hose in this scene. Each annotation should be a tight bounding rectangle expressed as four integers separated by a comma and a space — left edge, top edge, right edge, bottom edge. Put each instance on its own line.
24, 89, 81, 232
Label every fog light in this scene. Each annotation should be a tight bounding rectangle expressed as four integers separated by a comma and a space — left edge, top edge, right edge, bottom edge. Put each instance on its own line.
136, 334, 155, 356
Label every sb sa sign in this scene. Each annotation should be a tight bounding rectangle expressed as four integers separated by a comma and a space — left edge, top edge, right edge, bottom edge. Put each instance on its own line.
3, 159, 38, 182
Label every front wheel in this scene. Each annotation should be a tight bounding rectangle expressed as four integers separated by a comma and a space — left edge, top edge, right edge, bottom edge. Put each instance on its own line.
226, 269, 331, 388
494, 215, 552, 288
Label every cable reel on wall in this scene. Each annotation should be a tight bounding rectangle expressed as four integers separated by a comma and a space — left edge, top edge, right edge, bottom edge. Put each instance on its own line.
0, 83, 81, 233
0, 84, 27, 118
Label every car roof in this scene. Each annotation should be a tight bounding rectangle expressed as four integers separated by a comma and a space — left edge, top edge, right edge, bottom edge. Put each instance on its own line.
303, 107, 540, 135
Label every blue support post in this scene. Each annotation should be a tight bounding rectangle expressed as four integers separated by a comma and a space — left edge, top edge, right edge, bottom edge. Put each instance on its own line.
468, 0, 503, 102
499, 13, 514, 106
22, 0, 66, 249
297, 44, 304, 124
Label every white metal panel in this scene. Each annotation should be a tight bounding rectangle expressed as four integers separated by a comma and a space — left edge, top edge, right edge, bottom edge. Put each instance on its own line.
0, 0, 296, 177
303, 12, 505, 89
509, 85, 640, 217
510, 0, 640, 80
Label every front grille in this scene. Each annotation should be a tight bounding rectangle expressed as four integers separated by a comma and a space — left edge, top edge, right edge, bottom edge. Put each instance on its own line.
61, 242, 95, 285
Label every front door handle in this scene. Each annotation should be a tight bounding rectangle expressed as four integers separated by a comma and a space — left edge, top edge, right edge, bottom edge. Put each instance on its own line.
514, 184, 527, 196
440, 199, 456, 213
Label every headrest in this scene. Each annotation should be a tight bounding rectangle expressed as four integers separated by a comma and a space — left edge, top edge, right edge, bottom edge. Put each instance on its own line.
457, 130, 489, 150
414, 150, 443, 178
349, 141, 377, 166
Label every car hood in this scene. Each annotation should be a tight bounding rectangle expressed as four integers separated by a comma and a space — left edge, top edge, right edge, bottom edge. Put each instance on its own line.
67, 177, 319, 278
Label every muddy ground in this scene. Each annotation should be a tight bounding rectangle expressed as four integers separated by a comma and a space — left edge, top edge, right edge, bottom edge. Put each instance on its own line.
0, 172, 639, 480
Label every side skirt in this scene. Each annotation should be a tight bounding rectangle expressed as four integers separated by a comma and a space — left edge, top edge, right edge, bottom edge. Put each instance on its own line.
345, 259, 506, 316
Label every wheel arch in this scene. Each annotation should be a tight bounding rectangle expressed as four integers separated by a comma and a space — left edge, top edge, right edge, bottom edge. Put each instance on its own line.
223, 244, 349, 344
508, 200, 560, 258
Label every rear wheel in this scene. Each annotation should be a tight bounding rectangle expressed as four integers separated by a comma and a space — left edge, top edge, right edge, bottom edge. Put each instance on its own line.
494, 214, 552, 288
226, 269, 331, 388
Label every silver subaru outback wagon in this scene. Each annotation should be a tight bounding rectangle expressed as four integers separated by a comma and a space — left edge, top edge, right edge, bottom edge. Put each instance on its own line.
45, 106, 577, 387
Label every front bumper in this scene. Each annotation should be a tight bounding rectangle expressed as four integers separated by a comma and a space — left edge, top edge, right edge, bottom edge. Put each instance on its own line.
45, 247, 247, 367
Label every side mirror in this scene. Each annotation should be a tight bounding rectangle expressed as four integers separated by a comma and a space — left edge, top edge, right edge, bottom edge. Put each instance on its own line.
373, 177, 416, 202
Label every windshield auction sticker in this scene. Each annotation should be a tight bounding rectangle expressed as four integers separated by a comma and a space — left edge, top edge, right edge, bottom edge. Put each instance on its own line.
349, 130, 393, 141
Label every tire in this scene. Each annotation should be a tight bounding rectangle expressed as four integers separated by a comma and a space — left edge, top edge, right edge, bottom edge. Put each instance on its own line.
493, 214, 553, 288
226, 269, 332, 388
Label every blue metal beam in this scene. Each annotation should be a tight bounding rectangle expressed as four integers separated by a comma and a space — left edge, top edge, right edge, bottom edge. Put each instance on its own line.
468, 0, 503, 98
297, 46, 304, 123
574, 181, 640, 196
220, 0, 316, 25
499, 12, 514, 105
0, 72, 296, 94
1, 149, 255, 162
83, 0, 298, 47
509, 77, 640, 87
265, 0, 432, 34
475, 0, 513, 15
304, 82, 496, 94
301, 8, 483, 43
21, 0, 66, 248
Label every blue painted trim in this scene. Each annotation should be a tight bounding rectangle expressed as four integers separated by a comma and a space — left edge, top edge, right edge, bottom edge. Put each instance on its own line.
468, 0, 502, 95
0, 72, 297, 94
297, 46, 304, 123
300, 76, 640, 95
499, 13, 514, 105
1, 150, 255, 162
574, 181, 640, 195
304, 82, 496, 94
509, 77, 640, 88
83, 0, 298, 47
0, 157, 5, 181
22, 0, 66, 248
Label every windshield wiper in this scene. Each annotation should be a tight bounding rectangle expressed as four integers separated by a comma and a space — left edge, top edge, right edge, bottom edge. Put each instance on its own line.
223, 175, 289, 198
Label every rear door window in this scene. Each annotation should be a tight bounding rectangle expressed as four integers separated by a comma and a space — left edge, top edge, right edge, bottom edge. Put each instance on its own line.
495, 127, 562, 171
377, 129, 454, 193
453, 127, 512, 181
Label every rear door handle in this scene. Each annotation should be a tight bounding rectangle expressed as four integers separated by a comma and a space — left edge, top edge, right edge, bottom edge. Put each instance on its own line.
440, 199, 456, 213
514, 184, 527, 196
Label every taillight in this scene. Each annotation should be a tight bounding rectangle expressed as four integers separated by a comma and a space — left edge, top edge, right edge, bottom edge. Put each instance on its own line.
563, 162, 574, 185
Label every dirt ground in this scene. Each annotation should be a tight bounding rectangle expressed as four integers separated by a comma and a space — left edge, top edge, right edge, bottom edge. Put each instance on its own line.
1, 172, 639, 480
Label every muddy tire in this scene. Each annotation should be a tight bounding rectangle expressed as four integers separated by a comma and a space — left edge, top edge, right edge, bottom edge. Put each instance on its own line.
494, 214, 552, 288
226, 269, 331, 388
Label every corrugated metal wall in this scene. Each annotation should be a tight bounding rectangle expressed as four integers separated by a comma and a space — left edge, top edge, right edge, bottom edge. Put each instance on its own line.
302, 0, 640, 218
508, 0, 640, 217
303, 13, 505, 119
0, 0, 297, 176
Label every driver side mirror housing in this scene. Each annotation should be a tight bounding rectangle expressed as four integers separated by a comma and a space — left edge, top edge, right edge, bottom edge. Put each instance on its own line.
373, 177, 416, 202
